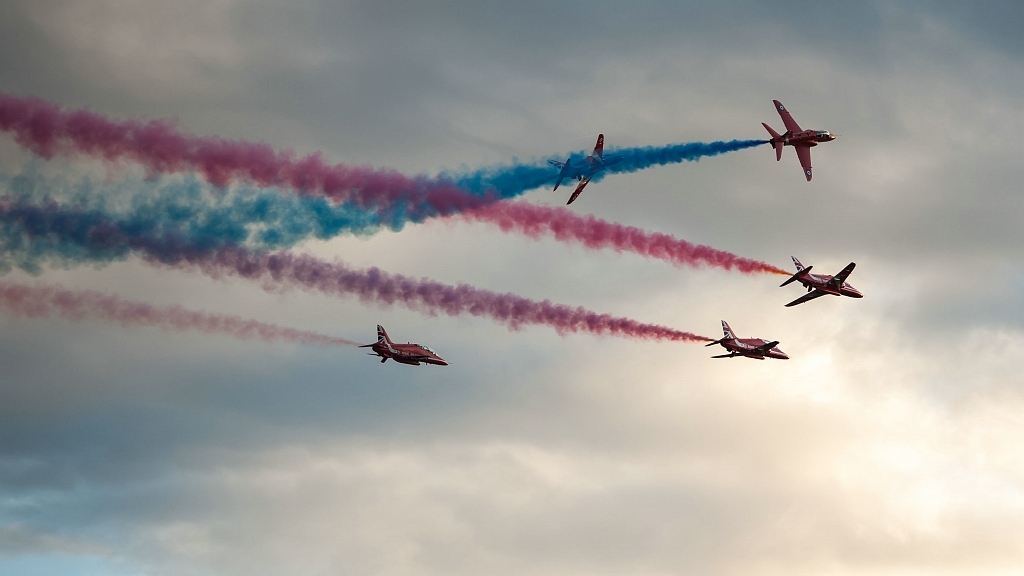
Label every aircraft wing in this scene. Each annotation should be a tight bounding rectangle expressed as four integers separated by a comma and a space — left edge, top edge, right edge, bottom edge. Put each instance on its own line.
833, 262, 856, 284
753, 341, 780, 354
785, 289, 828, 307
773, 100, 803, 133
794, 145, 813, 181
566, 177, 590, 205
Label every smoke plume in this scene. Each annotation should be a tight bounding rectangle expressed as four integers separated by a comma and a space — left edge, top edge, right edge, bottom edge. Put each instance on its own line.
0, 280, 359, 346
462, 201, 788, 275
0, 93, 764, 225
0, 198, 711, 342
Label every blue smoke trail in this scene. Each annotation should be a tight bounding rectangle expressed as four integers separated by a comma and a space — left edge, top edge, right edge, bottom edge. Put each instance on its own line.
448, 138, 767, 196
0, 171, 382, 273
0, 136, 767, 272
605, 139, 768, 174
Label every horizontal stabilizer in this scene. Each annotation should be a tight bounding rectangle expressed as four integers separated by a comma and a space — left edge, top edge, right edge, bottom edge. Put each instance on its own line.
779, 265, 811, 287
552, 157, 572, 191
704, 338, 725, 347
711, 353, 739, 359
762, 123, 784, 161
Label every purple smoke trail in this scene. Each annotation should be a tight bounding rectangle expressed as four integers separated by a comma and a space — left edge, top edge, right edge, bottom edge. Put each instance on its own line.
154, 246, 712, 343
0, 198, 711, 342
0, 280, 360, 347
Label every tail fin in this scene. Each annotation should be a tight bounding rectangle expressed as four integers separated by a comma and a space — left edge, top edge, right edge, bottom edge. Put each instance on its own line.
791, 256, 804, 272
721, 320, 736, 340
376, 324, 392, 345
762, 123, 783, 161
593, 134, 604, 158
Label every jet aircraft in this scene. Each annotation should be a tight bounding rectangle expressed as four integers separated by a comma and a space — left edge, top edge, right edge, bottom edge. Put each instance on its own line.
762, 100, 837, 181
780, 257, 863, 307
705, 320, 789, 360
549, 134, 624, 205
359, 325, 448, 366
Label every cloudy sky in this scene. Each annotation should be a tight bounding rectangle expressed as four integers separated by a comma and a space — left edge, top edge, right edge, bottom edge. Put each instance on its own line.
2, 1, 1024, 575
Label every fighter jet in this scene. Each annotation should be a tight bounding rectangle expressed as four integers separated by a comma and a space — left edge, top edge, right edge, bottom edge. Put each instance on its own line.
549, 134, 624, 205
359, 325, 448, 366
780, 257, 863, 307
705, 320, 789, 360
762, 100, 837, 181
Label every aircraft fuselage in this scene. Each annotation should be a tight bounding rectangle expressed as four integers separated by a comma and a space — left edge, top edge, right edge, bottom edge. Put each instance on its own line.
772, 129, 836, 148
370, 341, 448, 366
563, 154, 622, 180
362, 325, 448, 366
718, 338, 790, 360
796, 272, 863, 299
708, 322, 789, 360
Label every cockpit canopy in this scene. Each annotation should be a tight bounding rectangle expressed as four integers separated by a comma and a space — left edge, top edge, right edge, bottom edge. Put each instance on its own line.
421, 345, 436, 355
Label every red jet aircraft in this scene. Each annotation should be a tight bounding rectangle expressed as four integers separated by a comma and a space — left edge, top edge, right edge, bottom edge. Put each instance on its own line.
762, 100, 836, 181
359, 325, 448, 366
780, 256, 863, 307
705, 320, 789, 360
549, 134, 624, 205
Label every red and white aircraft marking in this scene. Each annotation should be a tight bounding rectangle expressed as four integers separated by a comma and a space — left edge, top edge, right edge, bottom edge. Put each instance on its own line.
705, 320, 789, 360
780, 256, 863, 307
359, 325, 448, 366
762, 100, 836, 181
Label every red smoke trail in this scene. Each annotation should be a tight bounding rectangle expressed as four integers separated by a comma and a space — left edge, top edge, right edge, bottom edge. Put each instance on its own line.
461, 201, 790, 275
0, 93, 492, 217
0, 281, 360, 347
147, 246, 711, 343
